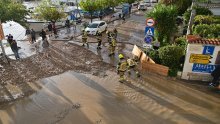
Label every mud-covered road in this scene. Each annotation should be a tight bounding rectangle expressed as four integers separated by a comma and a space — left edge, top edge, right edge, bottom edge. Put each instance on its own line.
0, 41, 113, 104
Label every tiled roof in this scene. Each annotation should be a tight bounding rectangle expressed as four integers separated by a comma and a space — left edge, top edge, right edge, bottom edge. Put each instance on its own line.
186, 35, 220, 45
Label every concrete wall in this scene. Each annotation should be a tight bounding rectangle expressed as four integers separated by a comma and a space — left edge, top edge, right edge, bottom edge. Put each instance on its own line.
182, 44, 220, 81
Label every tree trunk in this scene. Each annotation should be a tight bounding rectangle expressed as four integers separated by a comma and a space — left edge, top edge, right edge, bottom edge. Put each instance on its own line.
0, 40, 9, 64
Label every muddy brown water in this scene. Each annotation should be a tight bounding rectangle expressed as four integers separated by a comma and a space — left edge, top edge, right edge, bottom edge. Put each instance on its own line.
1, 71, 220, 124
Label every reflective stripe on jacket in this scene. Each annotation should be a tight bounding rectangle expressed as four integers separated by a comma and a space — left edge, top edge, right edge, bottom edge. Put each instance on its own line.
127, 59, 135, 67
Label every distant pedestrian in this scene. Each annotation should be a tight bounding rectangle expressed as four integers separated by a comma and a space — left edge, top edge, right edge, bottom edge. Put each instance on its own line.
65, 18, 70, 33
122, 14, 125, 22
48, 23, 53, 37
52, 22, 58, 38
39, 29, 47, 41
209, 65, 220, 88
31, 29, 36, 43
7, 35, 20, 60
25, 28, 31, 44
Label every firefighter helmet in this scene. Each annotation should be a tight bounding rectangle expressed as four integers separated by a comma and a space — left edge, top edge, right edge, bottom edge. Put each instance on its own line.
119, 54, 124, 59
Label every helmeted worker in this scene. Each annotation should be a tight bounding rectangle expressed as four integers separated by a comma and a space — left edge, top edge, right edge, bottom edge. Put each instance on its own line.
106, 31, 112, 43
108, 37, 116, 56
97, 32, 102, 49
117, 54, 128, 82
82, 29, 89, 48
127, 57, 140, 77
112, 28, 118, 40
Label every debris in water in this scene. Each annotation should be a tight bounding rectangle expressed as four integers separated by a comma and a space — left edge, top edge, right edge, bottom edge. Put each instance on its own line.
85, 61, 91, 65
72, 103, 81, 109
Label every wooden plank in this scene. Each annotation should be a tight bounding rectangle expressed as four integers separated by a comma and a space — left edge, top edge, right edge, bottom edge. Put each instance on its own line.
132, 45, 142, 59
141, 62, 169, 76
140, 52, 155, 64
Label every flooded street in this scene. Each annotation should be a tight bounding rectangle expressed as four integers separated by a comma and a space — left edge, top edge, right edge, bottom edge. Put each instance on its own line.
1, 2, 220, 124
1, 70, 220, 124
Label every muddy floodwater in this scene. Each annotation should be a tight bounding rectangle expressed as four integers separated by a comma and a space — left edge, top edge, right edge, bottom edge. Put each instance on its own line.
1, 71, 220, 124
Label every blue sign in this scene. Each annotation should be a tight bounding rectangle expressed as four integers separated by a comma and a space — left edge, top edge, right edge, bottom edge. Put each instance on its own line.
203, 46, 215, 55
145, 27, 154, 36
192, 63, 217, 73
145, 36, 153, 44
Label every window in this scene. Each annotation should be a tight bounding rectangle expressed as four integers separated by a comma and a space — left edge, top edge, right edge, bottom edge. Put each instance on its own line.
99, 22, 105, 26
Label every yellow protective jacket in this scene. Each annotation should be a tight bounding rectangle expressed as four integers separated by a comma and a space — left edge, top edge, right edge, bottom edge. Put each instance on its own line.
111, 39, 116, 47
127, 59, 136, 67
82, 32, 87, 39
117, 59, 127, 72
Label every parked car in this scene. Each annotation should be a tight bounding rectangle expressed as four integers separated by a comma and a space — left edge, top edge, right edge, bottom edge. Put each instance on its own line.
85, 21, 107, 35
138, 3, 149, 10
110, 11, 122, 21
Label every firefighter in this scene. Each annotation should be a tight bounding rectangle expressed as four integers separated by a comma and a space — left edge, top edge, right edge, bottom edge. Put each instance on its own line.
127, 57, 140, 77
82, 29, 89, 48
97, 32, 102, 49
106, 31, 112, 43
117, 54, 128, 82
113, 28, 118, 40
108, 36, 116, 56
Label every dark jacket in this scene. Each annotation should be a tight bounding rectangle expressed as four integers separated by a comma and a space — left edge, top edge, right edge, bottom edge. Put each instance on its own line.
8, 40, 18, 51
48, 24, 52, 31
31, 30, 36, 38
39, 30, 46, 38
211, 65, 220, 77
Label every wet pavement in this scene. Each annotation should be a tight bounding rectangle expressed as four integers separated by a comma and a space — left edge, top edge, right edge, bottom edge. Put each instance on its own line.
1, 71, 220, 124
1, 5, 220, 124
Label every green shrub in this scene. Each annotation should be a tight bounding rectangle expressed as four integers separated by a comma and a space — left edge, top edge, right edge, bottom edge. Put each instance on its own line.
213, 16, 220, 24
194, 15, 213, 24
183, 6, 213, 23
168, 68, 179, 77
158, 45, 184, 69
175, 36, 187, 50
158, 45, 184, 77
193, 6, 213, 15
193, 24, 220, 38
183, 9, 191, 23
148, 50, 161, 64
194, 15, 220, 25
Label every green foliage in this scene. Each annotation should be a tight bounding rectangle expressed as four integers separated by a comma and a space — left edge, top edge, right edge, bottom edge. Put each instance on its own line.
148, 50, 161, 64
174, 36, 187, 50
168, 68, 179, 77
159, 0, 192, 15
183, 6, 213, 23
158, 45, 184, 69
193, 6, 213, 15
193, 24, 220, 38
213, 16, 220, 24
183, 9, 191, 23
122, 0, 137, 4
147, 4, 178, 46
80, 0, 105, 22
34, 0, 66, 22
0, 0, 29, 26
194, 15, 213, 24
